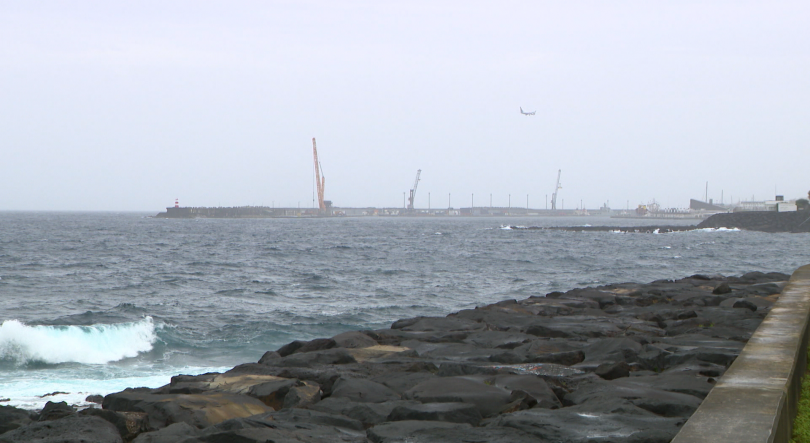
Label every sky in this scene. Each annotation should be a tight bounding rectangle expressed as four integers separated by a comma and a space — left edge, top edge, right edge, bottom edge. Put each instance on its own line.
1, 1, 808, 211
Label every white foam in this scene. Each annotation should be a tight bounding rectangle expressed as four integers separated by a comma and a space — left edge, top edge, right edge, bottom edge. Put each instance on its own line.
0, 365, 232, 411
695, 227, 741, 232
0, 317, 157, 365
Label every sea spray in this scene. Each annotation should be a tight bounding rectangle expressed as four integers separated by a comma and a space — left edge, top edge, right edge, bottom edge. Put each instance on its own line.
0, 317, 157, 365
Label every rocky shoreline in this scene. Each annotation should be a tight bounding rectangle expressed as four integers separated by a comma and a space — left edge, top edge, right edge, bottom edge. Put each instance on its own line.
0, 271, 791, 443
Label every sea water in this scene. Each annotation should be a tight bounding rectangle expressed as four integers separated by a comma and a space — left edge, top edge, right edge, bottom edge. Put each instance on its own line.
1, 212, 808, 410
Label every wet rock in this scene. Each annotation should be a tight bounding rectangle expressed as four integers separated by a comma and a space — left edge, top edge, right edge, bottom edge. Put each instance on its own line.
277, 338, 337, 357
246, 378, 300, 409
581, 337, 643, 365
366, 420, 472, 443
526, 349, 585, 365
79, 408, 150, 442
565, 378, 702, 417
0, 405, 34, 435
0, 415, 123, 443
329, 378, 400, 403
131, 422, 200, 443
395, 425, 540, 443
276, 348, 358, 367
490, 403, 684, 443
387, 402, 482, 426
37, 401, 75, 421
332, 331, 378, 348
282, 381, 321, 409
309, 398, 421, 427
86, 394, 105, 404
732, 298, 758, 311
403, 376, 511, 417
96, 270, 787, 442
103, 390, 274, 429
463, 331, 534, 349
492, 374, 561, 409
370, 371, 437, 396
595, 361, 632, 380
259, 408, 365, 432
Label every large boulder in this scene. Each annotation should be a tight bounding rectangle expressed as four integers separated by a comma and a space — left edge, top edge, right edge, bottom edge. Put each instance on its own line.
403, 377, 511, 417
131, 422, 200, 443
565, 378, 702, 417
366, 421, 472, 443
103, 390, 274, 429
492, 374, 562, 409
37, 401, 75, 421
329, 378, 401, 403
0, 405, 34, 435
79, 408, 150, 442
490, 401, 685, 443
274, 349, 358, 367
332, 331, 378, 349
0, 415, 123, 443
387, 402, 482, 426
309, 398, 422, 427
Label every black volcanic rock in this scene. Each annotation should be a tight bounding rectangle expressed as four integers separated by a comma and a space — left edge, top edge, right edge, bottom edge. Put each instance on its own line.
0, 416, 123, 443
697, 211, 810, 233
85, 271, 788, 443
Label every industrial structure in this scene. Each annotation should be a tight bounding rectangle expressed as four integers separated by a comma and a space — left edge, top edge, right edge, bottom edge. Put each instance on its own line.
157, 138, 610, 219
312, 138, 327, 213
551, 170, 562, 210
407, 170, 421, 210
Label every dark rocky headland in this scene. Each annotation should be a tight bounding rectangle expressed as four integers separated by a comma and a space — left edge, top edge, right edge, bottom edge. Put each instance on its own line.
0, 271, 791, 443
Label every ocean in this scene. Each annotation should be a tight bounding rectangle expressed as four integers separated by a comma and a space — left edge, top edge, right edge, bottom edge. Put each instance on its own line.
1, 212, 809, 410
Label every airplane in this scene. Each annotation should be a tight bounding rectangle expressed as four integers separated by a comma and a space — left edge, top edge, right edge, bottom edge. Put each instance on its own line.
520, 107, 536, 116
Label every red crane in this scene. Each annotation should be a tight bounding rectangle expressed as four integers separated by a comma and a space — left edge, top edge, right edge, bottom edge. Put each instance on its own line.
312, 138, 326, 211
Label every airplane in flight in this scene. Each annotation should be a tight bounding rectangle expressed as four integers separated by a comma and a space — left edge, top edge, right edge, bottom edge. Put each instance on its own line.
520, 107, 536, 116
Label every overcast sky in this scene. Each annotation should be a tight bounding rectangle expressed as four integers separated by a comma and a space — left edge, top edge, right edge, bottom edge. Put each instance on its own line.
2, 1, 808, 211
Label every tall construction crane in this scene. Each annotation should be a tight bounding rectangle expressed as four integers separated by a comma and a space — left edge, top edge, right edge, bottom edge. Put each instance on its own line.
312, 138, 326, 212
407, 169, 421, 210
551, 169, 562, 210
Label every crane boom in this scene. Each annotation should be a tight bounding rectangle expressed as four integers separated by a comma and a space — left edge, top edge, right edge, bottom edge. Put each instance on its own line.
551, 169, 562, 210
312, 138, 326, 211
407, 169, 421, 210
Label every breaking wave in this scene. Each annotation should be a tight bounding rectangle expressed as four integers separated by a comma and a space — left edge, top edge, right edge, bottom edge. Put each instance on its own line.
0, 317, 157, 365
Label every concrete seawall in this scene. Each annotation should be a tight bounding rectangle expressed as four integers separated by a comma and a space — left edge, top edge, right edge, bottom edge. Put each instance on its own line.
672, 264, 810, 443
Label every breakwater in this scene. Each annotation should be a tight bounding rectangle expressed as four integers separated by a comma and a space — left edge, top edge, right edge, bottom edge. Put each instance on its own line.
697, 211, 810, 233
0, 270, 795, 443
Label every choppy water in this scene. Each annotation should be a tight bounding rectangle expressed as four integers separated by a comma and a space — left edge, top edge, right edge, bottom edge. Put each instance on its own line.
1, 212, 809, 409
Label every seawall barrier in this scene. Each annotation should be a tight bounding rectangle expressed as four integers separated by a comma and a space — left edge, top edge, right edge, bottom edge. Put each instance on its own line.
672, 264, 810, 443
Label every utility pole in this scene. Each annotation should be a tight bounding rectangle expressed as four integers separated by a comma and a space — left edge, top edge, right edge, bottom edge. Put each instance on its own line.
428, 192, 431, 210
471, 193, 474, 208
448, 193, 451, 209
